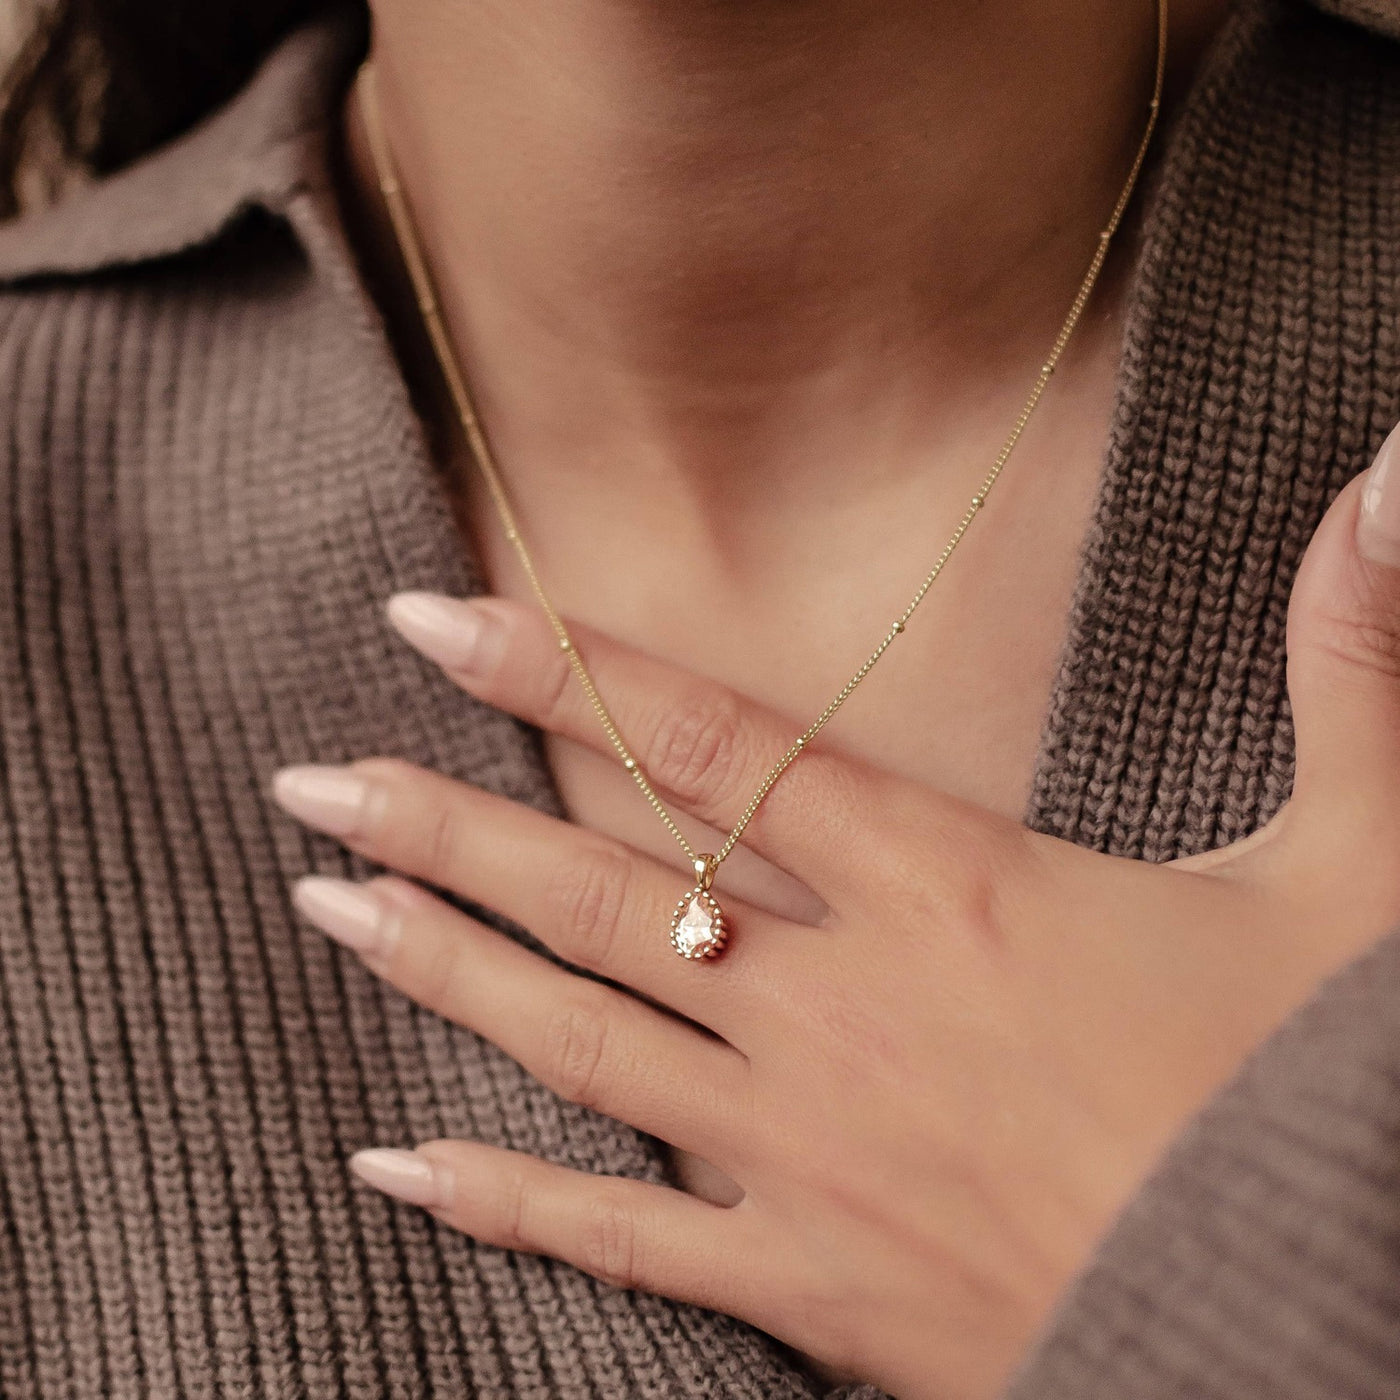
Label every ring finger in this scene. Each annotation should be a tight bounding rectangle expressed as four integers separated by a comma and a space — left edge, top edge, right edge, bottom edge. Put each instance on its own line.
293, 873, 751, 1159
270, 754, 784, 1037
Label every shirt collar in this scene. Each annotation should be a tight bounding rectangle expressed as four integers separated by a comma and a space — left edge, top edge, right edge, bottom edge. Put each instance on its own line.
0, 3, 367, 283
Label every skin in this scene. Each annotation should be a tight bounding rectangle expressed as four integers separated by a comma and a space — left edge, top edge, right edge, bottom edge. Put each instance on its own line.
272, 461, 1400, 1397
332, 0, 1235, 1236
267, 0, 1400, 1392
337, 0, 1236, 828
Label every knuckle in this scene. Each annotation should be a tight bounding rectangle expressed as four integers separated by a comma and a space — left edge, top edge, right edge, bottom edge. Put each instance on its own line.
488, 1165, 533, 1251
535, 639, 579, 728
409, 921, 473, 1017
1311, 605, 1400, 683
646, 689, 748, 808
579, 1190, 641, 1290
873, 805, 1010, 951
424, 798, 464, 878
759, 1251, 860, 1379
542, 996, 613, 1111
549, 845, 633, 969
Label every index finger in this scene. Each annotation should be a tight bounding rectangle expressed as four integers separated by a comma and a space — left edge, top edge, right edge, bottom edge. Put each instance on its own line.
384, 590, 881, 900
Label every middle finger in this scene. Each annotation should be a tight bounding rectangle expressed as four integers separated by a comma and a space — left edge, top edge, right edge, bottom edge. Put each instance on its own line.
270, 755, 784, 1036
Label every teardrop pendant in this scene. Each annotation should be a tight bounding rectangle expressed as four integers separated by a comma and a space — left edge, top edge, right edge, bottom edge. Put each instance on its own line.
669, 887, 729, 960
669, 854, 729, 960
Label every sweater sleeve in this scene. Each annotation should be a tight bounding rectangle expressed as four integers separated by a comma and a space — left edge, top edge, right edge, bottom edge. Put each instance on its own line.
1002, 921, 1400, 1400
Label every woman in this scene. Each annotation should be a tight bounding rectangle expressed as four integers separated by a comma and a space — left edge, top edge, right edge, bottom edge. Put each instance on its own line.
0, 0, 1398, 1395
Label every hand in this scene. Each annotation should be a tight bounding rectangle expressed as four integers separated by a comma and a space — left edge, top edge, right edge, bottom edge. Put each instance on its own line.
271, 426, 1400, 1400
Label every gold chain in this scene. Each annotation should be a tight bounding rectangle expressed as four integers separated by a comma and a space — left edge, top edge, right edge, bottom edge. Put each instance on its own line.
355, 1, 1167, 913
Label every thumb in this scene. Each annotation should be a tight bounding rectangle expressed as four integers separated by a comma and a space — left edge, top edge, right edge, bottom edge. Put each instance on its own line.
1286, 419, 1400, 855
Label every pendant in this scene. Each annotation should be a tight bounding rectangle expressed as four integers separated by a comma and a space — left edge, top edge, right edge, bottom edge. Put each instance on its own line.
669, 854, 729, 960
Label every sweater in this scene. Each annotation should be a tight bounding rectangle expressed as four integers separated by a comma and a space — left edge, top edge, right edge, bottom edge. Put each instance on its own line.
0, 1, 1396, 1395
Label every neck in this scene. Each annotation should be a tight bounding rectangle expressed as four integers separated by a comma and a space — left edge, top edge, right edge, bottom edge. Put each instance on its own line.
344, 0, 1231, 513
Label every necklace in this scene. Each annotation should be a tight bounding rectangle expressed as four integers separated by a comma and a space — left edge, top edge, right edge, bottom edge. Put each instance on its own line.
354, 2, 1168, 962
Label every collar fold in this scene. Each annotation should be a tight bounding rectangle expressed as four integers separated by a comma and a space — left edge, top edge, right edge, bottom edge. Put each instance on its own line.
0, 4, 366, 283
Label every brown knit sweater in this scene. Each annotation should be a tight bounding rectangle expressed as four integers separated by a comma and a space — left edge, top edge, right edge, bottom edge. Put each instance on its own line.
0, 1, 1397, 1396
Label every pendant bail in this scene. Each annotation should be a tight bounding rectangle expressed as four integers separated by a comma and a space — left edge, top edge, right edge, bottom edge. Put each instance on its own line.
693, 853, 719, 891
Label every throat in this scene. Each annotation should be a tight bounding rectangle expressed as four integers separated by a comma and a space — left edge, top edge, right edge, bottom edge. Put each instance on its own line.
348, 0, 1210, 507
464, 299, 1125, 926
334, 1, 1237, 850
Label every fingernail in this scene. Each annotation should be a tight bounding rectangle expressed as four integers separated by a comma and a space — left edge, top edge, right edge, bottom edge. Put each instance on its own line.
292, 876, 400, 960
349, 1147, 452, 1209
1357, 421, 1400, 566
386, 592, 501, 676
272, 765, 372, 837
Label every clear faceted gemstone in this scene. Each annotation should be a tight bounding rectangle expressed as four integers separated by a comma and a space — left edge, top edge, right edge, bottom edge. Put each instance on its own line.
675, 893, 720, 955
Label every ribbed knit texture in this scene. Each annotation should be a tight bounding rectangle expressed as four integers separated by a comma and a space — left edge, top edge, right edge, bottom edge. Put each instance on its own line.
0, 0, 1394, 1396
1022, 0, 1400, 855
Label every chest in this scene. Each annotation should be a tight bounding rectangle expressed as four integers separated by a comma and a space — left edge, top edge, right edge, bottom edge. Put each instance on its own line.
445, 365, 1122, 1395
450, 375, 1116, 926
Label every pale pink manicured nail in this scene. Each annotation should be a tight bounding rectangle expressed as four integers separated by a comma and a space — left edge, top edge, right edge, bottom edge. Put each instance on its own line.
349, 1148, 452, 1209
271, 765, 371, 836
1357, 421, 1400, 566
292, 876, 399, 960
385, 592, 501, 676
